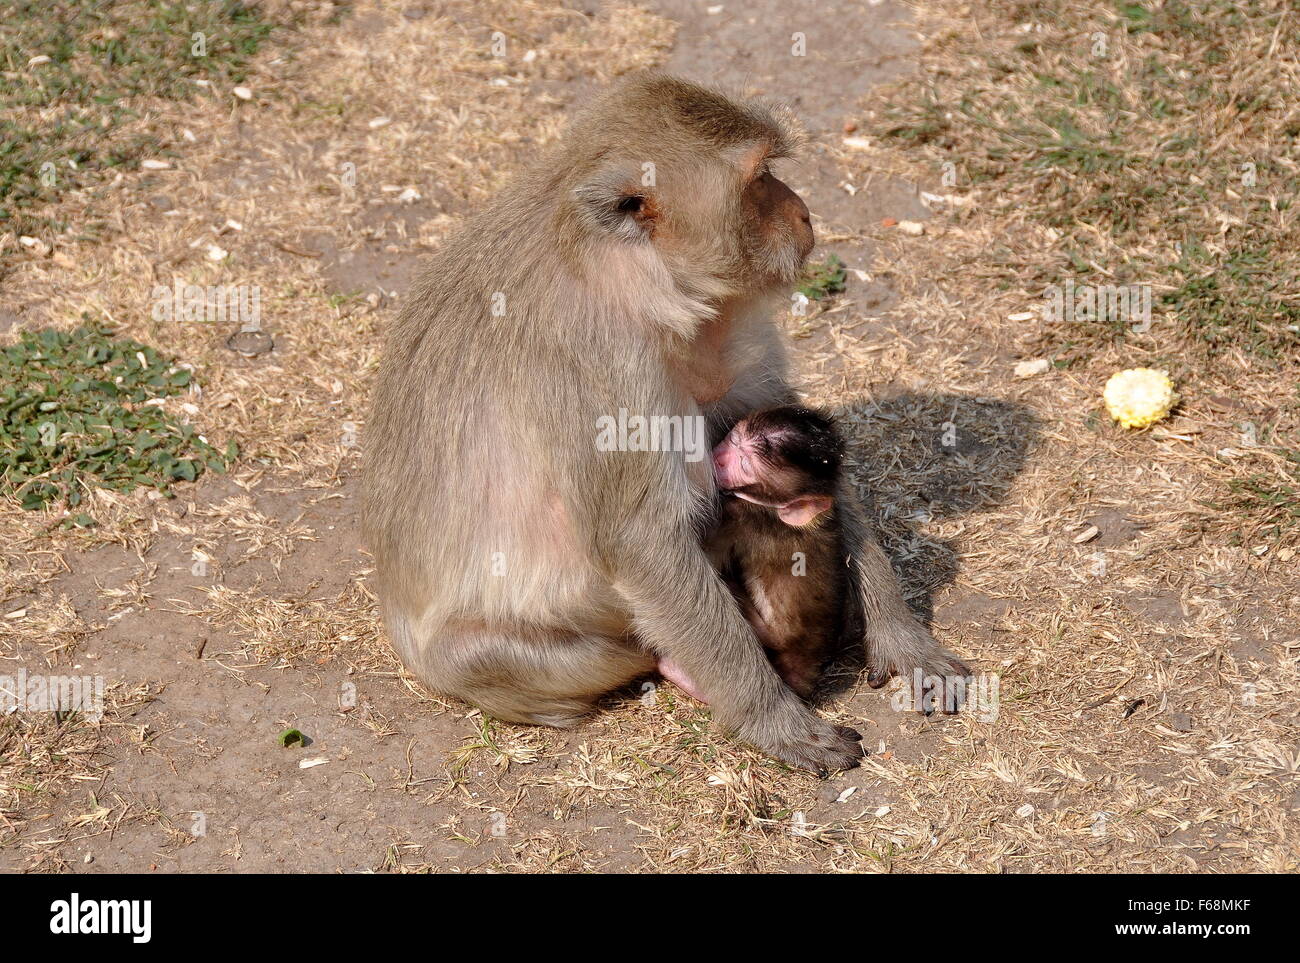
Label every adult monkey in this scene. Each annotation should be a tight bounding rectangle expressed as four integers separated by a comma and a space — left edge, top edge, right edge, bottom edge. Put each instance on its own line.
362, 74, 966, 772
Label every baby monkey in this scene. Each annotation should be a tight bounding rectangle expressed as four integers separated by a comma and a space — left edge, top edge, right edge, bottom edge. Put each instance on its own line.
660, 405, 848, 701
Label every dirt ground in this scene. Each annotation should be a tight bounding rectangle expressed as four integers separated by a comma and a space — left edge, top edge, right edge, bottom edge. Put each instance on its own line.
1, 0, 1296, 873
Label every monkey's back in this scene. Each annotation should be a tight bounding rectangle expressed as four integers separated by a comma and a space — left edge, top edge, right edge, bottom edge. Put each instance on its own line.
360, 184, 717, 649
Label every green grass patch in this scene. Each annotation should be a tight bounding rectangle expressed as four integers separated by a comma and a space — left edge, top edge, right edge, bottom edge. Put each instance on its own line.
1203, 468, 1300, 546
0, 0, 283, 233
0, 324, 236, 524
863, 0, 1300, 541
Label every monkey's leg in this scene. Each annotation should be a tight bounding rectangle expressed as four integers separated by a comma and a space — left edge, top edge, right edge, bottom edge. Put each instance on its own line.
421, 622, 655, 728
834, 481, 969, 704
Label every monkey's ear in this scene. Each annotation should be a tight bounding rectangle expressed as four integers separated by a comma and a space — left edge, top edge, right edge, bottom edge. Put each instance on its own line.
776, 495, 834, 528
573, 168, 658, 241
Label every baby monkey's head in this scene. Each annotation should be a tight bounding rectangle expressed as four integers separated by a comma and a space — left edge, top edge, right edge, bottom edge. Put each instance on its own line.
712, 405, 843, 527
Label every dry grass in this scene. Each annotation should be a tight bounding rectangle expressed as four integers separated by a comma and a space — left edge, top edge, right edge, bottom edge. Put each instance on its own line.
856, 0, 1300, 547
1, 0, 1296, 872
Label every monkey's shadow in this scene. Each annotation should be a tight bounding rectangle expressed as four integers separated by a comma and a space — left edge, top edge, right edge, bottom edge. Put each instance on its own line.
816, 391, 1039, 701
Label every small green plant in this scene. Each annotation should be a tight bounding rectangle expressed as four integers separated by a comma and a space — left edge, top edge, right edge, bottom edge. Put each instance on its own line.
0, 324, 236, 523
797, 254, 847, 301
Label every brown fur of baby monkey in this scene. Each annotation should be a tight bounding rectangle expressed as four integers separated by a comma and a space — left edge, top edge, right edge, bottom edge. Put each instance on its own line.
707, 405, 848, 700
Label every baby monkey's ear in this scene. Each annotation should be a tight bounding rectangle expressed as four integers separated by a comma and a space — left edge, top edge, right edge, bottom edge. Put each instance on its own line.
776, 494, 834, 528
573, 164, 659, 241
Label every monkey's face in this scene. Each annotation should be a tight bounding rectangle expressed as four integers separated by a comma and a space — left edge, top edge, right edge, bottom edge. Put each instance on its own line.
712, 421, 766, 494
713, 407, 841, 527
642, 161, 815, 299
600, 158, 815, 295
713, 423, 819, 504
713, 431, 835, 530
564, 77, 815, 303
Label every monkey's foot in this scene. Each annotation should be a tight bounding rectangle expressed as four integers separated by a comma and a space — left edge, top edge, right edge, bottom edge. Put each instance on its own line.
732, 692, 863, 774
864, 617, 969, 713
657, 659, 708, 703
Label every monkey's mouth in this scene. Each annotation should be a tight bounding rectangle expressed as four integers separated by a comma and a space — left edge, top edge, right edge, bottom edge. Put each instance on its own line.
723, 487, 774, 508
762, 240, 814, 289
796, 223, 816, 263
740, 233, 813, 290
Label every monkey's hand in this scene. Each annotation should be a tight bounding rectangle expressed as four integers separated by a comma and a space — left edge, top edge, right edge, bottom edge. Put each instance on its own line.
865, 617, 970, 714
730, 691, 863, 775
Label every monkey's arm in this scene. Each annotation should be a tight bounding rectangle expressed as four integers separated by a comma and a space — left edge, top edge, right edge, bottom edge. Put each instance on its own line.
833, 478, 968, 692
608, 477, 862, 772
